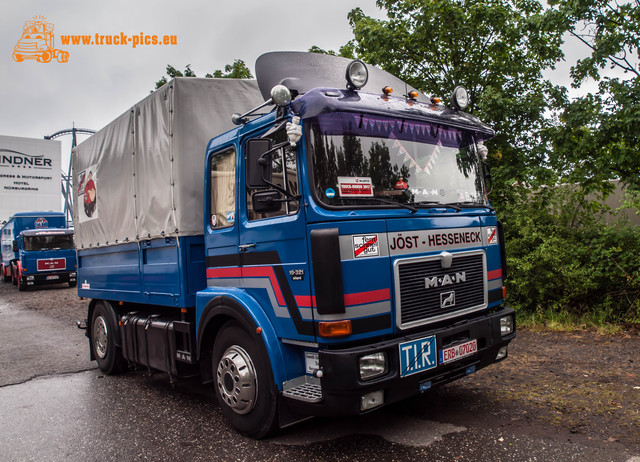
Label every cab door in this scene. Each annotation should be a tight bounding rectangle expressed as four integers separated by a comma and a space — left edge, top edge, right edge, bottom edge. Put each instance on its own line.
238, 129, 315, 342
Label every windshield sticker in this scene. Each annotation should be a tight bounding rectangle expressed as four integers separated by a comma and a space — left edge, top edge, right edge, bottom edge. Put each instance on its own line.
225, 211, 235, 224
325, 188, 336, 199
338, 176, 373, 197
353, 234, 379, 258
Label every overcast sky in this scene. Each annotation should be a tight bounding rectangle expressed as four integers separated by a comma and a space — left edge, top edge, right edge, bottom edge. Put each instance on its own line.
2, 0, 387, 167
2, 0, 598, 173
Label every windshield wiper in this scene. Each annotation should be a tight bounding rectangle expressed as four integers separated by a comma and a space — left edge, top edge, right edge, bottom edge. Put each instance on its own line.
408, 201, 462, 212
444, 202, 494, 211
343, 196, 418, 213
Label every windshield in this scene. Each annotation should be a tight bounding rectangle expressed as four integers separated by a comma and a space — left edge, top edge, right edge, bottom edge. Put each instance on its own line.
308, 112, 487, 209
23, 234, 74, 251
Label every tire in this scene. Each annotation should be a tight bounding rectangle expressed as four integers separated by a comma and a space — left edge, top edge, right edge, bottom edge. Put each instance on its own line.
212, 322, 279, 438
17, 278, 27, 291
11, 264, 17, 286
68, 280, 77, 288
91, 301, 126, 375
2, 266, 10, 283
12, 53, 23, 62
39, 51, 52, 63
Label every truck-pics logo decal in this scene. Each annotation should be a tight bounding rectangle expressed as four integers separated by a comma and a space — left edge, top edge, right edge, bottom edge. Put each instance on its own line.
353, 234, 379, 258
13, 16, 69, 63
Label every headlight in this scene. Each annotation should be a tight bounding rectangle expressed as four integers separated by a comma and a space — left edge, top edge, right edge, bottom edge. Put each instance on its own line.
450, 85, 469, 110
346, 60, 368, 90
500, 315, 514, 336
359, 351, 387, 380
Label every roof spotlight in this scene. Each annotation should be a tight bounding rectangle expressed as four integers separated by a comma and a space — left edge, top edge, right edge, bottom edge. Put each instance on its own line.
451, 85, 469, 110
346, 60, 368, 90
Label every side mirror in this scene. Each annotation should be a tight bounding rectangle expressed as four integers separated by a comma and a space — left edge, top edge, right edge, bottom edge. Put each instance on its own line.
246, 139, 273, 188
252, 190, 283, 214
12, 240, 17, 252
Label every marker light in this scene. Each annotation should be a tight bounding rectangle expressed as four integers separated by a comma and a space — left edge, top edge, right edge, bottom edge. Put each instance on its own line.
431, 97, 442, 104
408, 90, 419, 100
346, 60, 368, 90
318, 320, 352, 337
451, 85, 469, 110
382, 86, 393, 95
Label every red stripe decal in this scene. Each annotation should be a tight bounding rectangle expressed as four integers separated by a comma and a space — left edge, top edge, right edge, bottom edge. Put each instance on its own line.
344, 288, 390, 306
242, 266, 286, 306
294, 295, 314, 308
294, 288, 390, 308
207, 266, 286, 306
487, 269, 503, 280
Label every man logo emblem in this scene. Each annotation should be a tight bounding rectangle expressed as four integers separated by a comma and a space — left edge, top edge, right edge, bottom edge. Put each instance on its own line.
441, 291, 455, 309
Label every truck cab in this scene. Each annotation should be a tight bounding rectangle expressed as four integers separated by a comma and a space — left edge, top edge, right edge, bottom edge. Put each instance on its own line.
197, 54, 514, 434
1, 212, 77, 290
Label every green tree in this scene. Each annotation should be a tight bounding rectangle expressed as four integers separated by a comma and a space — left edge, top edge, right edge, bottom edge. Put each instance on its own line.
206, 59, 253, 79
154, 60, 253, 90
544, 0, 640, 191
345, 0, 568, 195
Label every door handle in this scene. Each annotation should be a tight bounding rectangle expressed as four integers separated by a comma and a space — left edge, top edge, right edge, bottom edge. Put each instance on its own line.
238, 243, 256, 252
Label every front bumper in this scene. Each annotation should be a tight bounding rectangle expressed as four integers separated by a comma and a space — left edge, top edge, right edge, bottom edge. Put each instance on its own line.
284, 307, 515, 417
21, 271, 76, 286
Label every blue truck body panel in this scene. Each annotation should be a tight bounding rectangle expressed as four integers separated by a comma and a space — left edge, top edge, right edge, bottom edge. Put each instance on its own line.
77, 235, 206, 307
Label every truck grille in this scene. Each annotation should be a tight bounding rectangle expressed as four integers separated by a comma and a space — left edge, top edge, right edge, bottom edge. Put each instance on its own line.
394, 250, 486, 329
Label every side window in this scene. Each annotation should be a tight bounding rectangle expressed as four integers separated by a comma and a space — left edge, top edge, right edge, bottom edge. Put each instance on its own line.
246, 129, 299, 221
210, 147, 236, 229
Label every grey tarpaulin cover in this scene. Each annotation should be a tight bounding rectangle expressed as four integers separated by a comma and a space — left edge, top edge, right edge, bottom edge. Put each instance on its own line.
72, 77, 265, 248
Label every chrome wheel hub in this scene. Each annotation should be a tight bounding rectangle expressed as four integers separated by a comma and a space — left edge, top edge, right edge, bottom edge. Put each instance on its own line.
216, 345, 257, 415
93, 316, 108, 359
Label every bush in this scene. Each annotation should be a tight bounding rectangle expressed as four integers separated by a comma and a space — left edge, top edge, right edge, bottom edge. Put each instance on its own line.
498, 185, 640, 326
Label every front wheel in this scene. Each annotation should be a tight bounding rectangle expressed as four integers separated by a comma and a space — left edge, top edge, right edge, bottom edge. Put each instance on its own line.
91, 301, 126, 374
17, 277, 27, 291
68, 280, 77, 288
2, 265, 10, 282
212, 322, 279, 438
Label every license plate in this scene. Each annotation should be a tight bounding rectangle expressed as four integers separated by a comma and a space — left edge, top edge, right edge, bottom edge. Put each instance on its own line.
37, 258, 65, 271
399, 335, 437, 377
46, 275, 59, 280
439, 339, 478, 365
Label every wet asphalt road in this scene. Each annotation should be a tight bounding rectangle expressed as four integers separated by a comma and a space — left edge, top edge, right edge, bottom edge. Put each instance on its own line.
1, 296, 639, 461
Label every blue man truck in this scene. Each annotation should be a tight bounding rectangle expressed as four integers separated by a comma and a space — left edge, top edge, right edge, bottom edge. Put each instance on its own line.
1, 211, 76, 290
74, 52, 514, 438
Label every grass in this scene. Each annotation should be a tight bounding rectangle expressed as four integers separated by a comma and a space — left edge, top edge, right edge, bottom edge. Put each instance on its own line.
515, 308, 632, 335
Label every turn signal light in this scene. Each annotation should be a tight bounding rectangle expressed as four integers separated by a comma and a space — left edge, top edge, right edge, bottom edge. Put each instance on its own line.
502, 285, 507, 299
318, 320, 352, 337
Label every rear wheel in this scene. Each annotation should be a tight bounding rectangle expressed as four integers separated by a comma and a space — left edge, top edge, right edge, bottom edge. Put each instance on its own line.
2, 265, 10, 282
212, 322, 279, 438
91, 301, 126, 374
11, 264, 17, 286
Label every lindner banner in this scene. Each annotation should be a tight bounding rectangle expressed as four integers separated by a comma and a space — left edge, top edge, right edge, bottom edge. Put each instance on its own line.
0, 135, 61, 223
